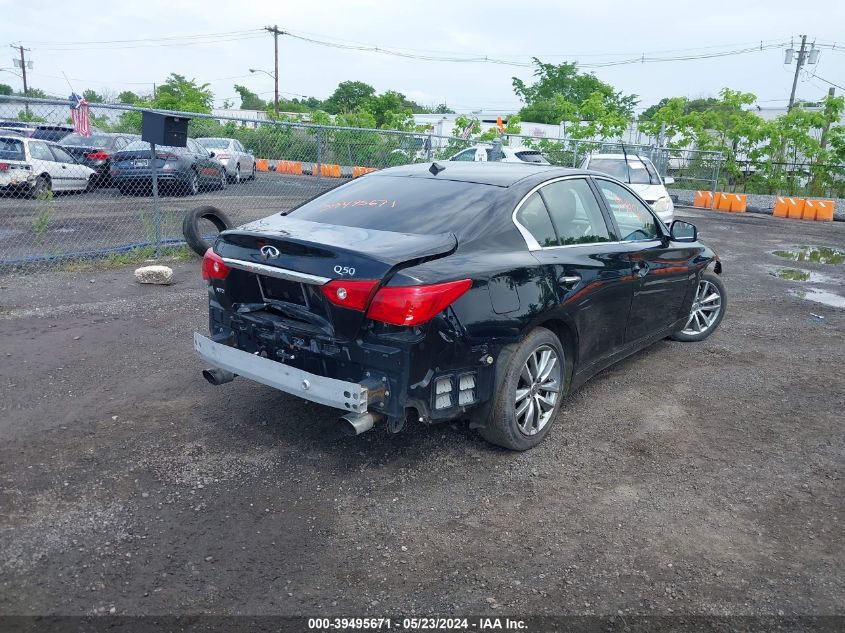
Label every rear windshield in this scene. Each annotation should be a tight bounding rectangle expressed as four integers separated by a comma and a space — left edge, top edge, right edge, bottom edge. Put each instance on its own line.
588, 157, 658, 185
0, 137, 25, 160
515, 150, 548, 164
121, 140, 185, 153
197, 138, 230, 149
289, 175, 498, 235
60, 134, 113, 148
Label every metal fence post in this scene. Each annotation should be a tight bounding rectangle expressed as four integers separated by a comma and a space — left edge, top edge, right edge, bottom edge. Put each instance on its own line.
315, 127, 322, 183
711, 153, 722, 203
150, 141, 161, 258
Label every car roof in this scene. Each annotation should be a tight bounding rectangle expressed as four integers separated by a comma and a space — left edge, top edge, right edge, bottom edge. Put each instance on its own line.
371, 162, 586, 187
196, 137, 233, 141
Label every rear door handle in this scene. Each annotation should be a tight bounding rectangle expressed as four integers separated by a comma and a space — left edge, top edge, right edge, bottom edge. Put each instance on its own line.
558, 274, 581, 287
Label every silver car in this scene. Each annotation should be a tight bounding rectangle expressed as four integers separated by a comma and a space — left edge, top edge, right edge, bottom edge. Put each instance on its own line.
196, 137, 256, 183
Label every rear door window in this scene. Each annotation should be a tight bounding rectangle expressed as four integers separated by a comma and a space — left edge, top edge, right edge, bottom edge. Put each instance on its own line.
28, 141, 55, 161
539, 179, 612, 245
515, 151, 547, 164
450, 149, 476, 161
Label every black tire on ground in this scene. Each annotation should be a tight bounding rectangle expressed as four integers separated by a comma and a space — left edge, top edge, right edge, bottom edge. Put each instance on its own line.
669, 271, 727, 342
29, 174, 51, 199
478, 327, 568, 451
182, 205, 234, 256
217, 169, 228, 191
249, 163, 256, 180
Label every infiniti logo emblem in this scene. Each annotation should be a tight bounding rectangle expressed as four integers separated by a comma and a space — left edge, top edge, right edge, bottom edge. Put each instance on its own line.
260, 245, 281, 260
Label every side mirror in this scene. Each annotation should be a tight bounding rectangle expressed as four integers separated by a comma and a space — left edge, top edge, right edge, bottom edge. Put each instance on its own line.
208, 151, 216, 158
670, 220, 697, 242
663, 175, 675, 185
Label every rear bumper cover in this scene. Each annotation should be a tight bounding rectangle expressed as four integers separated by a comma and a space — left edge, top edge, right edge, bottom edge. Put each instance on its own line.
194, 332, 368, 413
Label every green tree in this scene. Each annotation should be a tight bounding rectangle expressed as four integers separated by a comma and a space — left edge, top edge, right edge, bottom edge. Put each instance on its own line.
0, 83, 13, 96
152, 74, 213, 113
365, 90, 414, 129
82, 89, 103, 103
234, 84, 267, 110
434, 103, 455, 114
512, 59, 638, 128
118, 90, 140, 104
323, 81, 375, 114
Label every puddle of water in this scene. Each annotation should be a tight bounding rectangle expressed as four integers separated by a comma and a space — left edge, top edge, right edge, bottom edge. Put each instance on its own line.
776, 268, 811, 281
772, 247, 845, 265
791, 287, 845, 308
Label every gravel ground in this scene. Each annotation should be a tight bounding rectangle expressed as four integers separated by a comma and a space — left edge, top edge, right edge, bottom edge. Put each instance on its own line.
0, 209, 843, 625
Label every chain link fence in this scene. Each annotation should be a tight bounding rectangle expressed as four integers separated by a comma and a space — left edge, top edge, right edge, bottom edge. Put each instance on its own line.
0, 96, 725, 272
0, 97, 477, 271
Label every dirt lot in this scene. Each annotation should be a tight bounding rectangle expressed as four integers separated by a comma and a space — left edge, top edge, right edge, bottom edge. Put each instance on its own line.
0, 209, 842, 623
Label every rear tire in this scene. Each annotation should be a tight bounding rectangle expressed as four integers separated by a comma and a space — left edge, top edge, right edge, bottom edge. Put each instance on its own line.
670, 271, 726, 342
184, 170, 199, 196
479, 328, 567, 451
182, 205, 233, 256
29, 175, 51, 199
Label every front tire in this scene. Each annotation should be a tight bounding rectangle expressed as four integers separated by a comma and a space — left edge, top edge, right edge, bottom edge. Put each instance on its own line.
670, 271, 726, 342
184, 170, 199, 196
479, 328, 566, 451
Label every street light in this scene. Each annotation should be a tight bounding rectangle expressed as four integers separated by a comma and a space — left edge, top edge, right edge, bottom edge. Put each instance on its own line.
249, 68, 278, 117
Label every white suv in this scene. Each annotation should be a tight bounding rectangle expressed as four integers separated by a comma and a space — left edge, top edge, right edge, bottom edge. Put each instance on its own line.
581, 153, 675, 224
449, 144, 550, 165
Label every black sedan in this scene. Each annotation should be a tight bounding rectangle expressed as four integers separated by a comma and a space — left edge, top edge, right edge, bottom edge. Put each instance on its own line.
194, 163, 726, 450
59, 132, 137, 187
111, 138, 227, 195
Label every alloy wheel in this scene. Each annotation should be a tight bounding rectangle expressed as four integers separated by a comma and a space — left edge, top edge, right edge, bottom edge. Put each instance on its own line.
681, 279, 722, 336
515, 344, 561, 436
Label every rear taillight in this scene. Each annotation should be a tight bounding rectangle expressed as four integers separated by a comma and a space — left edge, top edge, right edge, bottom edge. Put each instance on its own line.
366, 279, 472, 327
157, 152, 178, 160
0, 162, 8, 171
201, 248, 230, 281
87, 151, 109, 161
321, 279, 379, 311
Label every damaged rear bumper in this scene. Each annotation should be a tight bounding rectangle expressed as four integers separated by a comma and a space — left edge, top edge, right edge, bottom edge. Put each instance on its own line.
193, 332, 368, 413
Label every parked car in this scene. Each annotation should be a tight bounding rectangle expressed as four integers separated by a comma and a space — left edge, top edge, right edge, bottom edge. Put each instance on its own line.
59, 132, 138, 188
0, 134, 96, 197
0, 121, 75, 142
450, 144, 550, 165
581, 153, 675, 224
196, 137, 256, 183
194, 162, 725, 450
111, 139, 227, 195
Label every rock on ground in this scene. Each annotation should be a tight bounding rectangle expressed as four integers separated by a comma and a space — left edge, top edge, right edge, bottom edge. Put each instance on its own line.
134, 265, 173, 285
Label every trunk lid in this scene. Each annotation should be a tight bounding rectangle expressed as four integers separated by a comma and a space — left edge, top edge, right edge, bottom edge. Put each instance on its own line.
214, 216, 457, 340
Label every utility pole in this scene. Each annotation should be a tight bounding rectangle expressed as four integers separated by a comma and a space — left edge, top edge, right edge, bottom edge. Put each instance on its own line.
787, 35, 807, 112
11, 44, 30, 96
265, 25, 284, 117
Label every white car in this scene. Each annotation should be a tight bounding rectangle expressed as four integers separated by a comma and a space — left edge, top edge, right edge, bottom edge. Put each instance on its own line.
0, 134, 96, 197
196, 137, 256, 183
449, 144, 551, 165
581, 153, 675, 224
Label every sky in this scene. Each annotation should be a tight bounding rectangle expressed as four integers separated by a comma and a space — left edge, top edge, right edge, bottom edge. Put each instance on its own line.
1, 0, 844, 115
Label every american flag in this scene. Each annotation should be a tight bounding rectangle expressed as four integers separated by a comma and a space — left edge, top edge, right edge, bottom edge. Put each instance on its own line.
69, 93, 92, 137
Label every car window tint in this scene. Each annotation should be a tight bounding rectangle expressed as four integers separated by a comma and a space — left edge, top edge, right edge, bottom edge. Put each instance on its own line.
516, 192, 557, 248
451, 149, 476, 161
515, 151, 547, 164
50, 145, 76, 163
596, 179, 659, 241
28, 141, 54, 161
289, 175, 498, 236
540, 179, 611, 245
0, 137, 25, 160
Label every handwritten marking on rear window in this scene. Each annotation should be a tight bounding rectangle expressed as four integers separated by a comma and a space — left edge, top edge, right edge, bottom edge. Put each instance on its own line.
321, 199, 397, 210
